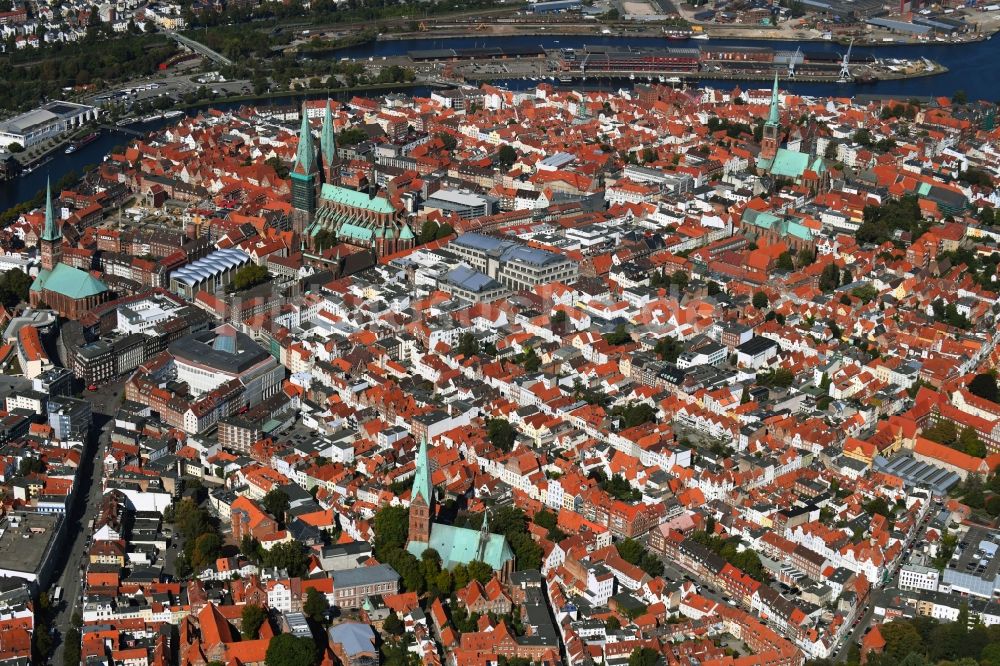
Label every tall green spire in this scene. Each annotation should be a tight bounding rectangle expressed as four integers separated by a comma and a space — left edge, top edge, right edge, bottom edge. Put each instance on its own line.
42, 176, 59, 242
295, 103, 316, 175
320, 99, 336, 167
411, 436, 432, 506
767, 73, 780, 127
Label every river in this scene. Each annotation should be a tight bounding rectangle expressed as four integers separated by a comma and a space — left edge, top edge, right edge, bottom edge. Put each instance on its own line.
1, 33, 996, 211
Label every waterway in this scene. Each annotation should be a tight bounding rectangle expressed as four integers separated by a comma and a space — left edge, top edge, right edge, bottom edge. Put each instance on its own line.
1, 33, 996, 211
327, 33, 1000, 100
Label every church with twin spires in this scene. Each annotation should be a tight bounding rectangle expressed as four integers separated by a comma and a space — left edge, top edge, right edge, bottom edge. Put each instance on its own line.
406, 437, 516, 580
290, 101, 416, 258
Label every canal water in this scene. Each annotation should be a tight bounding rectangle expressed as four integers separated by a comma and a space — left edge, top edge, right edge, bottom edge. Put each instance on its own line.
1, 34, 996, 211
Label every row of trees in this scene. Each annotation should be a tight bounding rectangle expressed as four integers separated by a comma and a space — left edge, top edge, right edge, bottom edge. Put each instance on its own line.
856, 195, 925, 245
922, 419, 987, 458
166, 498, 224, 576
688, 529, 766, 581
813, 611, 1000, 666
418, 220, 455, 244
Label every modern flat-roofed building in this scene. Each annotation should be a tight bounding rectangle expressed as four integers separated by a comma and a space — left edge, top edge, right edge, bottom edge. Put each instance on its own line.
441, 265, 508, 303
0, 101, 99, 150
448, 232, 578, 291
169, 323, 283, 404
424, 189, 498, 220
0, 512, 64, 585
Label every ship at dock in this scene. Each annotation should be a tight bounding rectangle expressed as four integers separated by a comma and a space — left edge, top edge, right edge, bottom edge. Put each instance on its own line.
64, 131, 100, 154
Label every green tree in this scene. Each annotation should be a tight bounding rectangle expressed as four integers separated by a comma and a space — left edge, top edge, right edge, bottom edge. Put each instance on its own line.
653, 336, 681, 363
242, 604, 267, 639
419, 220, 440, 244
487, 418, 516, 452
878, 621, 924, 663
192, 532, 222, 570
265, 633, 318, 666
818, 263, 840, 292
303, 587, 329, 624
437, 132, 458, 151
228, 264, 270, 292
616, 538, 644, 564
0, 269, 32, 308
496, 144, 518, 170
969, 373, 999, 404
456, 333, 479, 357
262, 541, 309, 577
551, 309, 568, 329
629, 647, 661, 666
776, 251, 795, 272
604, 324, 632, 346
520, 346, 541, 372
752, 291, 769, 309
958, 426, 986, 457
241, 534, 263, 563
262, 489, 290, 525
373, 505, 409, 559
383, 610, 404, 636
467, 560, 493, 584
62, 627, 81, 666
923, 419, 959, 446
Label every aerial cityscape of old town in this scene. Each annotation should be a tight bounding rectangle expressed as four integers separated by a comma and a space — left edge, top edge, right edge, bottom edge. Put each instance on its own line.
0, 0, 996, 662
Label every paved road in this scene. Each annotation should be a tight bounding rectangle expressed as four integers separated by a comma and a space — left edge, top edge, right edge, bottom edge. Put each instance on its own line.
48, 384, 120, 666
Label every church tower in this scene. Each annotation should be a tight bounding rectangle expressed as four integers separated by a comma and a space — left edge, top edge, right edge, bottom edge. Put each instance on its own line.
290, 104, 319, 232
408, 437, 432, 545
40, 177, 62, 272
761, 73, 781, 161
319, 99, 339, 185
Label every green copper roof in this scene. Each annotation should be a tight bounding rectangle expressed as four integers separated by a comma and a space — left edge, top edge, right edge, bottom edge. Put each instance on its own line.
411, 436, 432, 506
321, 99, 336, 167
407, 523, 515, 571
42, 177, 60, 242
769, 148, 810, 178
31, 263, 108, 299
320, 184, 397, 215
399, 224, 414, 240
295, 104, 316, 175
767, 73, 780, 126
339, 222, 374, 241
787, 221, 813, 241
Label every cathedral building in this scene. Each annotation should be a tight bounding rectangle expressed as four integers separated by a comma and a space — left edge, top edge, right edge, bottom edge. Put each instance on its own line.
406, 437, 515, 581
290, 102, 415, 257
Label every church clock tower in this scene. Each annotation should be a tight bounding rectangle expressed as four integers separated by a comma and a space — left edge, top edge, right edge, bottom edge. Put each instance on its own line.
408, 437, 432, 544
761, 73, 781, 161
290, 104, 319, 234
39, 178, 62, 272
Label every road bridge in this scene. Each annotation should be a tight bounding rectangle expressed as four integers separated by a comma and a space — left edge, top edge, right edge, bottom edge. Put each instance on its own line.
166, 31, 233, 67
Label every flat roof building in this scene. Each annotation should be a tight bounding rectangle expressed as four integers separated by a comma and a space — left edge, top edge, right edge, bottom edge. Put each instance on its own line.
449, 232, 578, 292
0, 101, 99, 150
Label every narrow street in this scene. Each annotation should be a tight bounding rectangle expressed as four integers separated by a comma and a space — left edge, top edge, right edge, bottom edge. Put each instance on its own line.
48, 388, 117, 666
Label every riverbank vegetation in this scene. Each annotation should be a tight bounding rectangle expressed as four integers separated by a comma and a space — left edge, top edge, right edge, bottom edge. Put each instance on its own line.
0, 34, 176, 112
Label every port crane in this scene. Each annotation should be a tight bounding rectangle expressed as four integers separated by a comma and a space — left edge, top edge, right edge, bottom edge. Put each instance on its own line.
838, 38, 854, 81
788, 46, 802, 78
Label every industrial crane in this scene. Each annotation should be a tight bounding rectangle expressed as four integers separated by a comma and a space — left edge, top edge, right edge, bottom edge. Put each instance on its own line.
839, 38, 854, 82
788, 46, 802, 78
